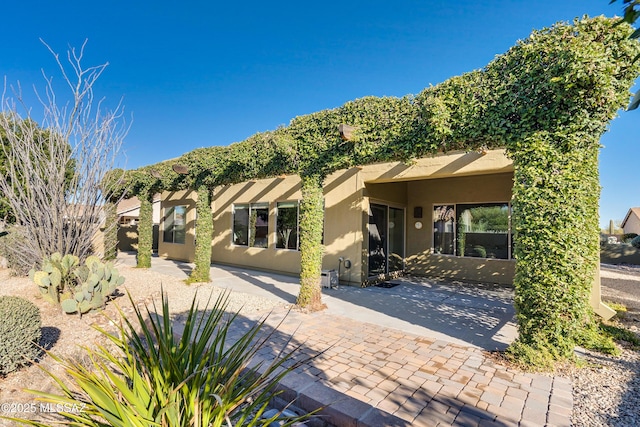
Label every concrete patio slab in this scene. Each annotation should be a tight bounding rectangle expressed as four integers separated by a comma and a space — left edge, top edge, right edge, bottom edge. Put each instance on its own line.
116, 253, 517, 350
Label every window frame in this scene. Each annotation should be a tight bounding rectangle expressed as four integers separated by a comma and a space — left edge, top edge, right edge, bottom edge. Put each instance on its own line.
163, 205, 187, 244
276, 201, 300, 251
432, 202, 513, 260
232, 202, 269, 248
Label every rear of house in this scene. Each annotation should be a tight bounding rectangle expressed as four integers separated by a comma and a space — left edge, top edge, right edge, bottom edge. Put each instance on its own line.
158, 149, 515, 285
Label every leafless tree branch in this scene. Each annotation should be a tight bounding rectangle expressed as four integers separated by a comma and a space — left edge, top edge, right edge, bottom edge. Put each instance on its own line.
0, 41, 128, 272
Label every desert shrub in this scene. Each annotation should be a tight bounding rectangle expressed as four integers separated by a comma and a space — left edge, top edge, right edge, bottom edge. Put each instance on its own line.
631, 235, 640, 249
622, 233, 638, 243
576, 320, 620, 356
0, 296, 41, 375
504, 338, 562, 371
0, 226, 33, 275
6, 291, 316, 426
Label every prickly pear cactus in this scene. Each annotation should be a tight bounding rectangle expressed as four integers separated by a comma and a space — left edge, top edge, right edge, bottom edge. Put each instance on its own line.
31, 252, 125, 316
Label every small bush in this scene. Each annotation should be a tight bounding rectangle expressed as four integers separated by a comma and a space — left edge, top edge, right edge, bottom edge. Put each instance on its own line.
0, 296, 41, 375
604, 300, 628, 317
600, 323, 640, 349
576, 321, 620, 356
631, 235, 640, 249
623, 233, 638, 244
473, 245, 487, 258
505, 337, 567, 371
0, 226, 33, 275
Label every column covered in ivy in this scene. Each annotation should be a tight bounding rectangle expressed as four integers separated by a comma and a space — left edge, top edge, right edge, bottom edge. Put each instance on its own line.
296, 174, 325, 310
509, 133, 601, 361
188, 185, 212, 283
136, 193, 153, 268
103, 201, 118, 260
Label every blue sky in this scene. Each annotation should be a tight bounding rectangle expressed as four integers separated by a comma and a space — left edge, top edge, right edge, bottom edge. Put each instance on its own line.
0, 0, 636, 227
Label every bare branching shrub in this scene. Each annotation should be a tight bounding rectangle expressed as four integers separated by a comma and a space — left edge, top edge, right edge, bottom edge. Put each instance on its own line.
0, 41, 128, 271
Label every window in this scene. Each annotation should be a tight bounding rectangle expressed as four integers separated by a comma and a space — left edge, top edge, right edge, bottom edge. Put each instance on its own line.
233, 205, 249, 245
233, 203, 269, 248
433, 205, 455, 255
118, 216, 137, 225
276, 201, 299, 250
163, 205, 186, 244
433, 203, 511, 259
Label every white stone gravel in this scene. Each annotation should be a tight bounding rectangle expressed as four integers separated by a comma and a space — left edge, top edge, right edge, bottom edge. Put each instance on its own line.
568, 264, 640, 427
569, 347, 640, 427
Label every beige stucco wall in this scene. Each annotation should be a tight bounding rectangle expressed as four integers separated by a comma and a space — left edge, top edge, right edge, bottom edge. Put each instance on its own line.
117, 197, 162, 224
359, 149, 513, 183
359, 150, 515, 284
209, 170, 366, 285
157, 190, 198, 262
402, 173, 515, 284
157, 149, 517, 285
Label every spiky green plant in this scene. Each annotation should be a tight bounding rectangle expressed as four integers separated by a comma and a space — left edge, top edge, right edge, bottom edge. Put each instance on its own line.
5, 290, 316, 426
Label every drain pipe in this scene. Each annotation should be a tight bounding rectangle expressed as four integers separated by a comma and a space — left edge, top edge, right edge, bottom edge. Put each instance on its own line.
338, 257, 343, 288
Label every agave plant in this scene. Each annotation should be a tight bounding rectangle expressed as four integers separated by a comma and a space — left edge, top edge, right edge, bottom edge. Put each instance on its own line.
6, 290, 316, 426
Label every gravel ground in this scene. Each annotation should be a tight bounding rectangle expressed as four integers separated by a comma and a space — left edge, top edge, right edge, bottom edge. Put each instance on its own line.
569, 347, 640, 427
0, 264, 288, 425
567, 264, 640, 427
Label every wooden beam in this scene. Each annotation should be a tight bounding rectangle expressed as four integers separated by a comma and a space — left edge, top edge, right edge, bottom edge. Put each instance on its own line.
150, 169, 162, 179
339, 124, 355, 141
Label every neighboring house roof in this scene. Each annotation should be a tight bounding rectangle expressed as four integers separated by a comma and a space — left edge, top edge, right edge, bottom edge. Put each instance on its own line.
116, 197, 141, 216
621, 207, 640, 228
64, 204, 104, 219
117, 194, 161, 216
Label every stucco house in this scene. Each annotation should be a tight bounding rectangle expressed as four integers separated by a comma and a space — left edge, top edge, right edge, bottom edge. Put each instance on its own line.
116, 194, 162, 252
158, 149, 516, 285
622, 207, 640, 235
116, 194, 162, 225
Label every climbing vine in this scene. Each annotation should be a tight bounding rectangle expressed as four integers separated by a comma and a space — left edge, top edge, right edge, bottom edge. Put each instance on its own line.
116, 17, 640, 362
296, 174, 325, 311
103, 201, 118, 260
136, 193, 154, 268
187, 185, 212, 283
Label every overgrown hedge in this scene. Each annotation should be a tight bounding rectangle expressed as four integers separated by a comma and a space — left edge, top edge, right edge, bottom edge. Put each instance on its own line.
114, 17, 640, 362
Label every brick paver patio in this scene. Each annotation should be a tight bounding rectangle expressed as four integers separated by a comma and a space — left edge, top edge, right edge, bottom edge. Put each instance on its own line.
229, 307, 572, 427
121, 253, 572, 426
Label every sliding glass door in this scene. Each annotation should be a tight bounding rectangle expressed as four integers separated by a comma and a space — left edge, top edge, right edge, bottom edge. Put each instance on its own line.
368, 203, 405, 277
